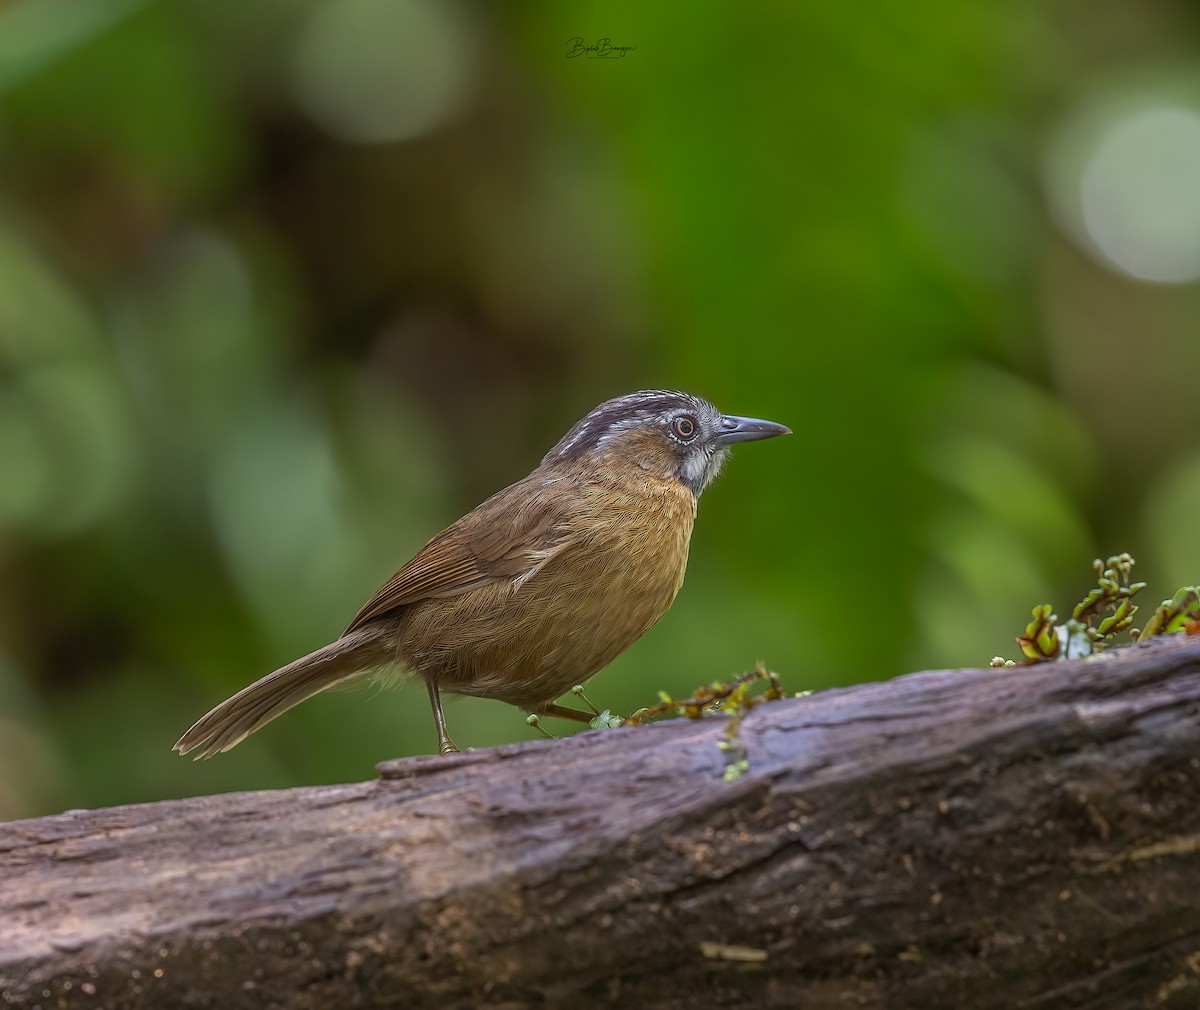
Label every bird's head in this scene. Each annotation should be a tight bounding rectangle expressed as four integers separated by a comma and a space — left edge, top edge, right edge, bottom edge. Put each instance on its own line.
544, 390, 790, 496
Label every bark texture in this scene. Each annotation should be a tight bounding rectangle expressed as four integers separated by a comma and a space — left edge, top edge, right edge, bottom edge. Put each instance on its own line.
3, 636, 1200, 1009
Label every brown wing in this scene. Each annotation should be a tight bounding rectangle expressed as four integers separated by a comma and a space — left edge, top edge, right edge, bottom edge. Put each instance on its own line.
343, 474, 578, 634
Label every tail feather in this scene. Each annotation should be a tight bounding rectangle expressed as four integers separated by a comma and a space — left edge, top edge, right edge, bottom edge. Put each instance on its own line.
174, 626, 394, 759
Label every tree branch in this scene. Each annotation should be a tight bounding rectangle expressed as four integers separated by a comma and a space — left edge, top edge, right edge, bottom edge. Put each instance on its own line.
4, 637, 1200, 1009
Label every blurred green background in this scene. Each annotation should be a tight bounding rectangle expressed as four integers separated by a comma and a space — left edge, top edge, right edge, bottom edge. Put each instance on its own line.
2, 0, 1200, 820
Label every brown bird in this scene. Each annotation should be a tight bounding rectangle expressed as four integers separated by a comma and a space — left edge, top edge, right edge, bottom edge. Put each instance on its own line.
174, 390, 789, 758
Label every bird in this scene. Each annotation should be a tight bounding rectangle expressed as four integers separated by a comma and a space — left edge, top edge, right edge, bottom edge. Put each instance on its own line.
174, 390, 790, 759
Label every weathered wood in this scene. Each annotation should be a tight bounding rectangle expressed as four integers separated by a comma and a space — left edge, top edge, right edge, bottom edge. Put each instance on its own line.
3, 636, 1200, 1009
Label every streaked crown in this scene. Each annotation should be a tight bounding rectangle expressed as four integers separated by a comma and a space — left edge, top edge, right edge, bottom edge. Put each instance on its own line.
543, 390, 789, 496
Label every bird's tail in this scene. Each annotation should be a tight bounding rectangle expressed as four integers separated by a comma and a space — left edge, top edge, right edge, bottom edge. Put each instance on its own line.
173, 626, 394, 759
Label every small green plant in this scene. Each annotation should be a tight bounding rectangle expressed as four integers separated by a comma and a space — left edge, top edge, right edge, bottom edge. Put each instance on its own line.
993, 553, 1200, 666
526, 669, 788, 780
1139, 586, 1200, 639
628, 662, 787, 777
624, 663, 787, 780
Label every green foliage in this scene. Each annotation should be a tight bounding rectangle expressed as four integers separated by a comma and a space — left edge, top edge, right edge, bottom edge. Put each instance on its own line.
1000, 554, 1198, 665
1015, 603, 1062, 663
625, 664, 786, 781
1140, 587, 1200, 640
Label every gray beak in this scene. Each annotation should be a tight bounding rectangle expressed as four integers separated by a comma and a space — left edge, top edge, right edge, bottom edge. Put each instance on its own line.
714, 414, 792, 446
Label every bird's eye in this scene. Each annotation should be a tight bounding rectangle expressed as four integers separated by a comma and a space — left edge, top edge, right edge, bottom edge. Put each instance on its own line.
672, 414, 698, 441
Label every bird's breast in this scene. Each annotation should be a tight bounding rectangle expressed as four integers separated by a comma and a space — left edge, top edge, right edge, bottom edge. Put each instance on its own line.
553, 474, 696, 626
401, 474, 697, 707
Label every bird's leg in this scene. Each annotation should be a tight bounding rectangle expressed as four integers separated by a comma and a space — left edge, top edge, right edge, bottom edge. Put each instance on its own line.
426, 680, 459, 754
535, 702, 595, 724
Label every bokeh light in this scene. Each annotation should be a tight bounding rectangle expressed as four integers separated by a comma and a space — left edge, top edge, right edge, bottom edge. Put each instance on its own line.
1047, 90, 1200, 284
1083, 105, 1200, 283
289, 0, 478, 144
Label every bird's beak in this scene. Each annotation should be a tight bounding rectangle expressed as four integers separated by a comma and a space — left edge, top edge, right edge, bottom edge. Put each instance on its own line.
714, 414, 792, 446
